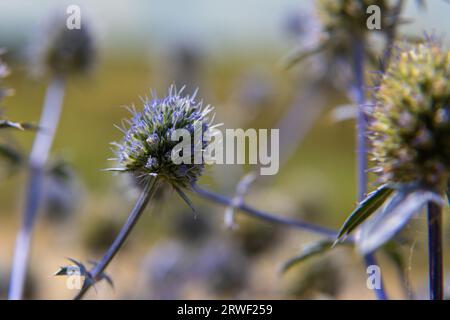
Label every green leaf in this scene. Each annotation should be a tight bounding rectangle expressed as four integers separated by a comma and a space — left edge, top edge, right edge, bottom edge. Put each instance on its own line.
335, 184, 394, 243
280, 239, 348, 274
358, 188, 445, 255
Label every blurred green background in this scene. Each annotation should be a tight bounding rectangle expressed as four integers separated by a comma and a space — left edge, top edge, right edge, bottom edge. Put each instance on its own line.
0, 0, 449, 299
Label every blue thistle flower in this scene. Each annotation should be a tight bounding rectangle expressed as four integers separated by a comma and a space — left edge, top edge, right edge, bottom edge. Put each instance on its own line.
113, 86, 215, 190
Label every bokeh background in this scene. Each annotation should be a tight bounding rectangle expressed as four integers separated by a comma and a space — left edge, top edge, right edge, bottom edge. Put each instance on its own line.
0, 0, 449, 299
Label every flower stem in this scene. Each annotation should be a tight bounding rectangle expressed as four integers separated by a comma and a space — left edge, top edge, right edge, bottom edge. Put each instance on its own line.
363, 253, 388, 300
352, 37, 367, 203
352, 36, 387, 300
9, 76, 66, 300
382, 0, 404, 72
192, 184, 345, 240
74, 176, 159, 300
427, 201, 443, 300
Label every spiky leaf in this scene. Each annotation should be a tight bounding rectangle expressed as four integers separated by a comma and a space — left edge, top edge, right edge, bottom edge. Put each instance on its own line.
280, 239, 348, 274
358, 188, 445, 255
336, 184, 393, 243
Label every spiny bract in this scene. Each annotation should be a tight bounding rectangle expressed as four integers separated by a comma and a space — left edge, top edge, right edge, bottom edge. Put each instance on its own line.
115, 87, 215, 189
369, 41, 450, 190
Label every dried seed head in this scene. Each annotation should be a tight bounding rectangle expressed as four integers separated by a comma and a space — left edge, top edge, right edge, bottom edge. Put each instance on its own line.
369, 40, 450, 190
31, 15, 95, 77
115, 86, 215, 189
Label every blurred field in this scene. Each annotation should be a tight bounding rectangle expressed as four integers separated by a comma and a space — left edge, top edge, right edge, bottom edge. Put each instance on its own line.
0, 1, 449, 300
0, 54, 441, 299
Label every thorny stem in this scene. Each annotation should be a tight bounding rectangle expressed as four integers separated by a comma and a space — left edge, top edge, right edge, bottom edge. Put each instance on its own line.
427, 202, 443, 300
192, 184, 348, 241
352, 36, 387, 300
74, 177, 159, 300
9, 77, 66, 300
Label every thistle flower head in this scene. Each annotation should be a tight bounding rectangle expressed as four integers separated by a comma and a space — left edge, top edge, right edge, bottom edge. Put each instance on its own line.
284, 1, 399, 85
31, 15, 95, 77
115, 86, 215, 190
369, 40, 450, 190
317, 0, 393, 36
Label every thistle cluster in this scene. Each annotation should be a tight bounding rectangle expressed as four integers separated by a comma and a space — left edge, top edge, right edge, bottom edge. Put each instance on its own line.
31, 16, 95, 77
116, 87, 215, 189
369, 41, 450, 191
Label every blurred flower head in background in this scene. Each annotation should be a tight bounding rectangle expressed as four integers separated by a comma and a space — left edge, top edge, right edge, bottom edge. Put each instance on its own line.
317, 0, 394, 36
284, 0, 402, 90
30, 13, 95, 77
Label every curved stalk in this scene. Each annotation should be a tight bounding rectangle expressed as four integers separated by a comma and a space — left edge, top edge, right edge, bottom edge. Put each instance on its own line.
74, 176, 159, 300
427, 202, 443, 300
192, 184, 346, 240
9, 76, 66, 300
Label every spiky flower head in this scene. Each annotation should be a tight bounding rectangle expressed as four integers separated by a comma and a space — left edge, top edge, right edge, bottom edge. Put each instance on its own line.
284, 1, 400, 86
317, 0, 394, 36
31, 15, 95, 77
369, 40, 450, 191
115, 86, 215, 190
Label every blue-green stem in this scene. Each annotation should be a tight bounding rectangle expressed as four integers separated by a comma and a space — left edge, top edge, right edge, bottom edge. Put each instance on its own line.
192, 184, 346, 240
427, 201, 443, 300
352, 36, 387, 300
74, 176, 159, 300
9, 76, 66, 300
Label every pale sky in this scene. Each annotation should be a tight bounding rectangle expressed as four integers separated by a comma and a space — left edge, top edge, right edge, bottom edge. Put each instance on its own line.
0, 0, 448, 55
